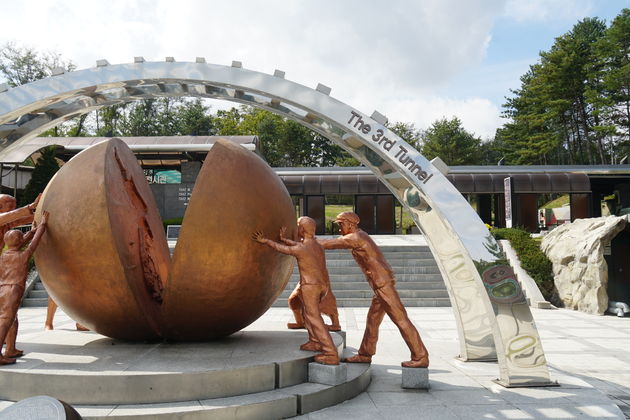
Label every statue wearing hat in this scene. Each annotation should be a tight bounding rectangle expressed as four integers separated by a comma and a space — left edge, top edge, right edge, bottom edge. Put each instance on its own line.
319, 211, 429, 368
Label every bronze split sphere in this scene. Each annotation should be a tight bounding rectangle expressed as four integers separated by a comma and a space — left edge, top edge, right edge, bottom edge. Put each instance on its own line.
33, 139, 296, 341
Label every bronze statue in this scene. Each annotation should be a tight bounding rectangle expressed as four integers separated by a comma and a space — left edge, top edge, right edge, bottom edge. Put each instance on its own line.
44, 298, 89, 331
319, 212, 429, 368
287, 283, 341, 331
0, 212, 48, 364
254, 217, 339, 365
285, 222, 340, 332
0, 194, 40, 247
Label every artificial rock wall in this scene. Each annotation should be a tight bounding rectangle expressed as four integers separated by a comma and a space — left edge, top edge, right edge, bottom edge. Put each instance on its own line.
541, 215, 629, 315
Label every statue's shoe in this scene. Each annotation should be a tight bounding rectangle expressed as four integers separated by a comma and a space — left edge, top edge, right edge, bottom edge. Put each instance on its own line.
343, 354, 372, 363
314, 354, 340, 365
401, 358, 429, 368
300, 341, 322, 352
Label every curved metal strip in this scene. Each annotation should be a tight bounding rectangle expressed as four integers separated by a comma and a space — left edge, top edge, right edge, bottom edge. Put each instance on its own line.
0, 61, 551, 385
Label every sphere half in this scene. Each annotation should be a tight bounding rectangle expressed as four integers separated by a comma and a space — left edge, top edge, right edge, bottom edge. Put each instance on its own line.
34, 138, 295, 341
161, 139, 296, 340
34, 139, 170, 340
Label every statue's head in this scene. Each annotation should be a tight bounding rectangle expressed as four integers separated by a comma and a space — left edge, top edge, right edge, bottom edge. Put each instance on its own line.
0, 194, 16, 212
334, 211, 360, 234
297, 216, 316, 238
4, 229, 23, 248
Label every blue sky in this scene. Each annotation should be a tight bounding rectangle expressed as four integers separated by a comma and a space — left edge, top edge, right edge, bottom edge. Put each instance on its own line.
450, 0, 626, 110
0, 0, 627, 139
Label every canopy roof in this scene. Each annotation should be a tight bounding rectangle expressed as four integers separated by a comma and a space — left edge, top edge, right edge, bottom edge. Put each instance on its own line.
0, 136, 260, 167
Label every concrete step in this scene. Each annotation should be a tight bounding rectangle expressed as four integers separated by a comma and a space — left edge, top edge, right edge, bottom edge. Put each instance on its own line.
21, 297, 48, 307
324, 251, 434, 260
27, 289, 49, 299
66, 364, 370, 419
325, 258, 438, 267
325, 289, 450, 299
280, 280, 447, 294
293, 266, 441, 275
34, 282, 47, 291
290, 273, 444, 283
0, 329, 370, 419
273, 297, 451, 307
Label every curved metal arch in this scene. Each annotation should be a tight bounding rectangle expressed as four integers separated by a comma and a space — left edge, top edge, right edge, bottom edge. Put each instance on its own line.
0, 60, 551, 386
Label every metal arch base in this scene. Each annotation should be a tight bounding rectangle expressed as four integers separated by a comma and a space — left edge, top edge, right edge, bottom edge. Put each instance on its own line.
0, 60, 552, 386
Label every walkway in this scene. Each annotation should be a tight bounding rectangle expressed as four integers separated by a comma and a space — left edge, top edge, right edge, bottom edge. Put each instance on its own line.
13, 305, 629, 419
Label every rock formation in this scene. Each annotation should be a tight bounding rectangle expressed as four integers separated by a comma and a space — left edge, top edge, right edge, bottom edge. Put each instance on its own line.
541, 215, 629, 315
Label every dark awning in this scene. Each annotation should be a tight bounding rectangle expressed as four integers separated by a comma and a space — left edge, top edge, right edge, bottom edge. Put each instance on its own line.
446, 173, 591, 194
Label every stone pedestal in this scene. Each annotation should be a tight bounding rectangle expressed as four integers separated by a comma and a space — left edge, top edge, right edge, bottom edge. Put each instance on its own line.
308, 362, 348, 386
402, 367, 429, 389
335, 330, 346, 348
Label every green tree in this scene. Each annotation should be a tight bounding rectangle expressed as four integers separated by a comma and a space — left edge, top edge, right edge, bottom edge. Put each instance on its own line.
389, 121, 422, 149
587, 9, 630, 161
497, 15, 627, 165
420, 117, 482, 165
0, 42, 75, 87
20, 147, 59, 206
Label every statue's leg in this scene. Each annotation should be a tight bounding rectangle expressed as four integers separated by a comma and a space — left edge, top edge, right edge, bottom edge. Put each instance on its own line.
287, 284, 305, 329
45, 298, 57, 330
301, 284, 339, 364
0, 286, 21, 364
4, 317, 23, 358
320, 289, 341, 331
377, 284, 429, 367
299, 287, 321, 351
344, 293, 386, 363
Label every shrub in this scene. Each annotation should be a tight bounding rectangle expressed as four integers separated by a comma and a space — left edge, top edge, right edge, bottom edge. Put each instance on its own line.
491, 227, 555, 301
162, 217, 183, 230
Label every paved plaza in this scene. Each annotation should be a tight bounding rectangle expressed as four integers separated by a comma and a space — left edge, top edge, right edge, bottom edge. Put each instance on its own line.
255, 306, 630, 419
9, 303, 629, 419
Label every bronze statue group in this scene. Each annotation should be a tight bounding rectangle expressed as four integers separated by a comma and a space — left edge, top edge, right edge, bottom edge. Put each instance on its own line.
0, 193, 429, 370
254, 211, 429, 368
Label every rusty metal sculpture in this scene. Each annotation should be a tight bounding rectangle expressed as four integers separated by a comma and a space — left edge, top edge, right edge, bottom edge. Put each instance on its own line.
33, 138, 296, 340
0, 213, 48, 364
253, 217, 339, 365
319, 212, 429, 368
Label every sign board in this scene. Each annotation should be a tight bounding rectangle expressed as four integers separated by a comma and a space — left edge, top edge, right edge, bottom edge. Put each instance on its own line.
166, 225, 181, 241
504, 177, 513, 228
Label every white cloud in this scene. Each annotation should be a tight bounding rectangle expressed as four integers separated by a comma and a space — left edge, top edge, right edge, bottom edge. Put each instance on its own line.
381, 95, 503, 139
504, 0, 594, 22
0, 0, 506, 139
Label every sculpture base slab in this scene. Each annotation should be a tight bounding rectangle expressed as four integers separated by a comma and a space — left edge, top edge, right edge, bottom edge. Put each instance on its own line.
309, 362, 348, 385
492, 378, 560, 388
0, 328, 370, 419
401, 367, 429, 389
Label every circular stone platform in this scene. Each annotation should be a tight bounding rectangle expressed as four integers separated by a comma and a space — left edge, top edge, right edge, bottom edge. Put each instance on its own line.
0, 328, 370, 419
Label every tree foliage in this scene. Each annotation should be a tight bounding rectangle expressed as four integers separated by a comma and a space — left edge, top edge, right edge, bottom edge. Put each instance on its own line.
498, 9, 629, 165
420, 117, 482, 165
0, 42, 75, 87
20, 147, 60, 206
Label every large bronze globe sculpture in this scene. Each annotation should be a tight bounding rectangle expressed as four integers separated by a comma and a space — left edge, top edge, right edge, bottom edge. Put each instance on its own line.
33, 138, 296, 340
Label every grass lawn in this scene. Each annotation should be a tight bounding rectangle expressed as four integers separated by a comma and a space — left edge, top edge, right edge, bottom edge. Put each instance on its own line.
323, 204, 417, 234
